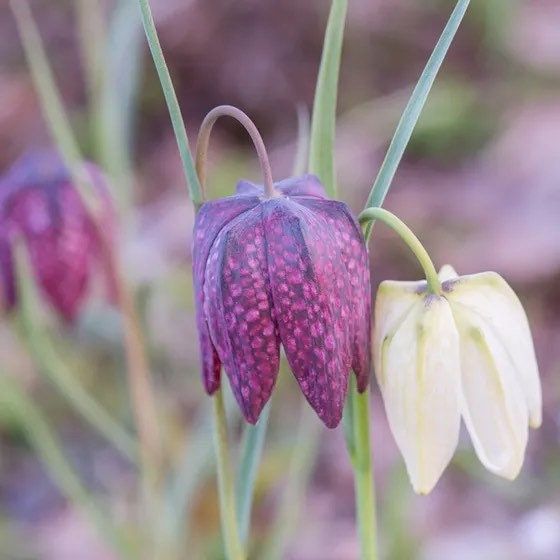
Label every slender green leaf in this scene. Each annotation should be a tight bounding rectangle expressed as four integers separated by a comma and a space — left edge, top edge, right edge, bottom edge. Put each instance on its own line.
137, 0, 203, 206
235, 403, 271, 547
0, 374, 133, 558
98, 0, 144, 209
14, 246, 137, 463
261, 408, 320, 560
308, 0, 348, 197
365, 0, 471, 219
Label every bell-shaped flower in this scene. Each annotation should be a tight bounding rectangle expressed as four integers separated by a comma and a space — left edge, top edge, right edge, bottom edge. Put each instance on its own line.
193, 174, 371, 428
0, 151, 114, 321
374, 265, 541, 494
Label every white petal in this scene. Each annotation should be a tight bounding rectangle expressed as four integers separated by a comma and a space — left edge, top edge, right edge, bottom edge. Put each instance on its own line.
451, 303, 529, 479
438, 264, 459, 282
447, 272, 541, 428
373, 280, 425, 386
381, 296, 461, 494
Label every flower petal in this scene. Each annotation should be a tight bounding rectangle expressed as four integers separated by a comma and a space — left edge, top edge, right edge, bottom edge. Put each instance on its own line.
192, 195, 260, 393
380, 296, 461, 494
235, 180, 263, 196
203, 206, 280, 423
263, 198, 352, 428
438, 264, 459, 283
296, 198, 371, 390
275, 174, 327, 199
450, 302, 529, 479
446, 271, 541, 428
373, 280, 425, 387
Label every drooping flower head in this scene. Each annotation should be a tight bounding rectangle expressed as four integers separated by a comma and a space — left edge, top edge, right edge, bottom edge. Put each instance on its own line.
0, 151, 114, 321
374, 264, 542, 494
193, 174, 371, 428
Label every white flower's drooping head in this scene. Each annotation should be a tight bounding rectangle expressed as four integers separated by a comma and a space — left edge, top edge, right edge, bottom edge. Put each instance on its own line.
374, 265, 542, 494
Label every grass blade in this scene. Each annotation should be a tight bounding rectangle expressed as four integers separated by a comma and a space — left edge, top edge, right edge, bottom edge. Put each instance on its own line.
235, 403, 271, 547
364, 0, 471, 217
261, 408, 320, 560
0, 373, 133, 558
14, 247, 137, 463
137, 0, 203, 206
308, 0, 348, 197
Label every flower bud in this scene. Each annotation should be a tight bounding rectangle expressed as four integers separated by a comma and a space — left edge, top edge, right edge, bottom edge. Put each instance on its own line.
374, 265, 541, 493
0, 151, 114, 321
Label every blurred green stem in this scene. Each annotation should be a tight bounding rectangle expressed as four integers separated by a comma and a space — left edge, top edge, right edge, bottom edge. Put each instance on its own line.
212, 389, 245, 560
348, 380, 378, 560
0, 374, 133, 558
236, 403, 270, 547
137, 0, 202, 206
9, 0, 98, 213
15, 248, 137, 463
359, 208, 441, 295
263, 406, 320, 560
76, 0, 105, 156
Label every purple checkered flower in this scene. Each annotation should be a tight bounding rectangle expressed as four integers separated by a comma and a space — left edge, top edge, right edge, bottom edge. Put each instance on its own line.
193, 174, 371, 428
0, 151, 115, 321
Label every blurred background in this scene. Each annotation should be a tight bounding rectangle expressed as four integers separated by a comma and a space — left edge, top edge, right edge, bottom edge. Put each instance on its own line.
1, 0, 560, 559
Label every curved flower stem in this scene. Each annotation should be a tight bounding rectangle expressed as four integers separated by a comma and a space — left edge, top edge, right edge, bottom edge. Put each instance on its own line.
349, 381, 378, 560
196, 105, 276, 199
212, 389, 245, 560
359, 207, 442, 295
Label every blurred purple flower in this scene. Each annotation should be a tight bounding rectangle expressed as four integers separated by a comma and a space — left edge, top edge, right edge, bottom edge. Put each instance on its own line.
193, 174, 371, 428
0, 151, 115, 321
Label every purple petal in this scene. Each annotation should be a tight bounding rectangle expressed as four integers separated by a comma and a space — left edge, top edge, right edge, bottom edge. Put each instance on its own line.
275, 174, 327, 199
263, 199, 353, 428
203, 206, 280, 423
295, 198, 372, 391
192, 195, 260, 393
236, 180, 263, 196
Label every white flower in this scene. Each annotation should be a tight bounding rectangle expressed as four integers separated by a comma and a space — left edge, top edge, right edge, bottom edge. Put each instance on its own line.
374, 265, 542, 494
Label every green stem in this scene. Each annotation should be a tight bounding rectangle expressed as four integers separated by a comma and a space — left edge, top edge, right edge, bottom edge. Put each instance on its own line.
262, 406, 320, 560
196, 105, 276, 200
359, 207, 441, 295
0, 374, 133, 558
212, 389, 245, 560
349, 380, 378, 560
364, 0, 471, 240
15, 248, 137, 463
137, 0, 202, 206
236, 402, 270, 547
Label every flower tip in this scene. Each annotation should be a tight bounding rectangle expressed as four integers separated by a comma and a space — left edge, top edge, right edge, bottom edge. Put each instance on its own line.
412, 478, 437, 496
438, 264, 459, 282
529, 414, 542, 430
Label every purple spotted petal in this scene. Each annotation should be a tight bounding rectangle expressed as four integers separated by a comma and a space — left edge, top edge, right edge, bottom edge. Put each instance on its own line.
192, 195, 260, 393
263, 198, 353, 428
203, 206, 280, 422
295, 198, 372, 391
